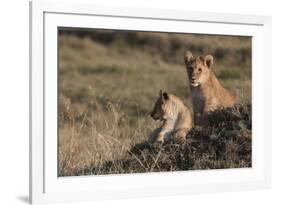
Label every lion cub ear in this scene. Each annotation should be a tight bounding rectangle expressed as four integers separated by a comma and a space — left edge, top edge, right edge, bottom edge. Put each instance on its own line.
184, 51, 193, 64
163, 92, 169, 100
159, 89, 164, 101
159, 90, 169, 101
205, 54, 214, 68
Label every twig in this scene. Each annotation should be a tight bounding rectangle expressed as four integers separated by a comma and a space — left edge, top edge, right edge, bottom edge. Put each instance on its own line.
150, 149, 162, 171
128, 150, 148, 171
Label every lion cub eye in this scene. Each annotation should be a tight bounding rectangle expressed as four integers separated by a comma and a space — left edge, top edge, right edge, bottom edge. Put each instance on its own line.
198, 68, 202, 72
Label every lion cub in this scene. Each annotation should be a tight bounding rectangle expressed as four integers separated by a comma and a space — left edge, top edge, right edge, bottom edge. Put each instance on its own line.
148, 90, 193, 143
184, 51, 236, 125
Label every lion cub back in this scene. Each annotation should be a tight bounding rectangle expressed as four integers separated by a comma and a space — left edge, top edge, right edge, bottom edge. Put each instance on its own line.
167, 94, 193, 129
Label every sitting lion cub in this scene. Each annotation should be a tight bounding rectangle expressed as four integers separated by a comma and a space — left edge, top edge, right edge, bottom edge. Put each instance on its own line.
184, 51, 236, 125
148, 90, 193, 143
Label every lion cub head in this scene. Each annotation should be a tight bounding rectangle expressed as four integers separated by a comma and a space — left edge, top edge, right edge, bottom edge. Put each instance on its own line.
150, 90, 176, 121
184, 51, 214, 87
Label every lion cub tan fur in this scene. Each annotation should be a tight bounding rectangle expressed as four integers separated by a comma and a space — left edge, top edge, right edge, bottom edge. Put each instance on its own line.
148, 90, 193, 143
184, 51, 236, 125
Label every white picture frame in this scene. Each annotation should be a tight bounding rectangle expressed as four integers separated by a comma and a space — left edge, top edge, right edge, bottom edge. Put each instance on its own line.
29, 1, 272, 204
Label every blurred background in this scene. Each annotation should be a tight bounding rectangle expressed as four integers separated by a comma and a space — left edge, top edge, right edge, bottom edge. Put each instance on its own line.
58, 28, 251, 176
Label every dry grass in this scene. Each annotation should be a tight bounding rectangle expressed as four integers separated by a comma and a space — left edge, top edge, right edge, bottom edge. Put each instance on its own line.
59, 103, 251, 176
58, 29, 251, 176
59, 98, 159, 176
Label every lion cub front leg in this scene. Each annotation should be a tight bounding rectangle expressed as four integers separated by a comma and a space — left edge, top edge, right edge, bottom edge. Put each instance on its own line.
148, 122, 172, 144
154, 121, 173, 143
148, 129, 165, 144
148, 127, 161, 144
155, 132, 165, 143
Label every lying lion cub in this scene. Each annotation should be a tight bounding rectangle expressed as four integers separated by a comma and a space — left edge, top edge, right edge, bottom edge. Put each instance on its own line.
184, 51, 236, 125
148, 90, 193, 143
